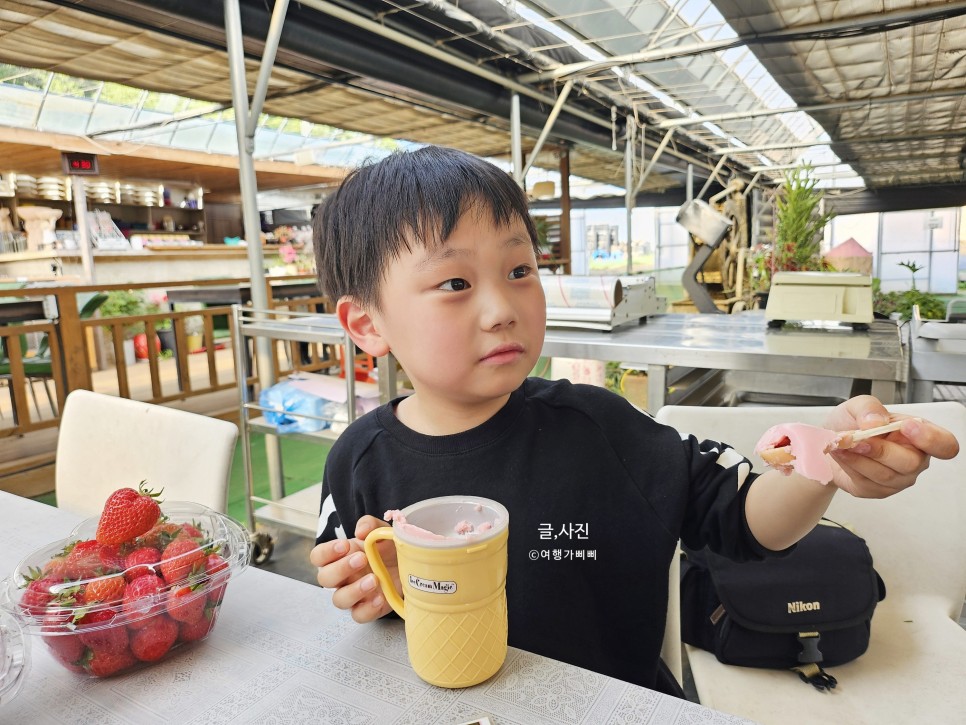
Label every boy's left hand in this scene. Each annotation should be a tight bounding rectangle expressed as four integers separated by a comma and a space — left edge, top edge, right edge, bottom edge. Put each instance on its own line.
825, 395, 960, 498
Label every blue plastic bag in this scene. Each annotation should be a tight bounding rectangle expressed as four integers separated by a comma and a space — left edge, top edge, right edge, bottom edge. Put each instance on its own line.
259, 381, 327, 434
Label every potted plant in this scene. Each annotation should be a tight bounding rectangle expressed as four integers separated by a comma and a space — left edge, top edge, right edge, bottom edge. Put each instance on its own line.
752, 165, 835, 306
100, 289, 148, 365
872, 261, 948, 320
144, 292, 176, 352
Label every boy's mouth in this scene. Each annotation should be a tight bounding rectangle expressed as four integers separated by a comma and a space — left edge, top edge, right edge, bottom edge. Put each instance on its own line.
480, 342, 525, 364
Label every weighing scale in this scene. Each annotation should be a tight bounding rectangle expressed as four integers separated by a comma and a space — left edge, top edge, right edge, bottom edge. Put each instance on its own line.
765, 272, 874, 329
541, 275, 666, 331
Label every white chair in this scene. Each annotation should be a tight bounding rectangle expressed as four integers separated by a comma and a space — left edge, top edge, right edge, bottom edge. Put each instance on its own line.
56, 389, 238, 517
655, 402, 966, 724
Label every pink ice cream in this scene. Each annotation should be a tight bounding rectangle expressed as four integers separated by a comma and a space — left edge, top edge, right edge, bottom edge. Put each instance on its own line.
384, 510, 499, 539
754, 423, 843, 485
383, 509, 448, 540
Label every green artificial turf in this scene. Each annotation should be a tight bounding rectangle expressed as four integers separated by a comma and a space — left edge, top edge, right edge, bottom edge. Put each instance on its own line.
227, 432, 331, 525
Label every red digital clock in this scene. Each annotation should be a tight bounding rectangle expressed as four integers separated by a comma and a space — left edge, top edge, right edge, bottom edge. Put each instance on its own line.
61, 152, 100, 176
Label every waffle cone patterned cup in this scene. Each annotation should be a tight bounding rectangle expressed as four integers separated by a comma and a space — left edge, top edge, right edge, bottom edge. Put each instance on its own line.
364, 496, 509, 688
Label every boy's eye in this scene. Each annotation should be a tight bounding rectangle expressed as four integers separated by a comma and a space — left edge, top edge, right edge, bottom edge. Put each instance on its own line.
439, 278, 469, 292
509, 265, 532, 280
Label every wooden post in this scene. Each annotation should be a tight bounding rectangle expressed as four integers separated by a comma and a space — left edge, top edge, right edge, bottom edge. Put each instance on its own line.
56, 289, 93, 393
559, 147, 572, 275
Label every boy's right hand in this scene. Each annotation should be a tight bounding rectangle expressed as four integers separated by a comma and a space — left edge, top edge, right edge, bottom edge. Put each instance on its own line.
310, 515, 398, 623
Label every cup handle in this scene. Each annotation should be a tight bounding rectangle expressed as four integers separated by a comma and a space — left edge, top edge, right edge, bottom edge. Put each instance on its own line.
363, 527, 406, 619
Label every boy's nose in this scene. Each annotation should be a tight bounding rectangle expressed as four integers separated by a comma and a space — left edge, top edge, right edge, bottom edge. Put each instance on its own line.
479, 286, 516, 330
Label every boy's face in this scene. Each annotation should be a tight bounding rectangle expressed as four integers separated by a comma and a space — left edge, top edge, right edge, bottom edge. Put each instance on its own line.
368, 207, 546, 418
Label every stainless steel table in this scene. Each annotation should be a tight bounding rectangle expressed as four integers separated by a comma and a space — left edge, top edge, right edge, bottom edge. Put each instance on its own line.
543, 312, 906, 413
0, 492, 753, 724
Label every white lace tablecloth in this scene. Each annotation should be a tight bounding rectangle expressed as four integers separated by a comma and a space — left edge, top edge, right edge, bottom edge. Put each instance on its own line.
0, 492, 754, 724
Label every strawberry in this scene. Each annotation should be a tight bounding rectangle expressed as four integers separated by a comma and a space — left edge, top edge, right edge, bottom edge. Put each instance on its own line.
166, 585, 206, 624
122, 574, 165, 629
77, 609, 129, 654
159, 538, 206, 585
19, 574, 58, 616
123, 547, 161, 582
42, 554, 70, 580
98, 544, 126, 573
205, 554, 230, 603
178, 606, 218, 642
130, 615, 179, 661
135, 521, 183, 551
205, 553, 228, 576
65, 540, 104, 580
180, 522, 205, 541
82, 575, 126, 605
84, 647, 137, 677
43, 635, 87, 672
95, 483, 163, 546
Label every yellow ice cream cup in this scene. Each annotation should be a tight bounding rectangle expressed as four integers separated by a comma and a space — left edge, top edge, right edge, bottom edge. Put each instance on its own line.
364, 496, 509, 688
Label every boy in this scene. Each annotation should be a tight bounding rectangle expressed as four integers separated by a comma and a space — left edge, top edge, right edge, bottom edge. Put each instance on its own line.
309, 146, 958, 694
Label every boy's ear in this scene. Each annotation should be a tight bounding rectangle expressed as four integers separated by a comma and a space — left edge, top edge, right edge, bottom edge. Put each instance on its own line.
336, 296, 390, 357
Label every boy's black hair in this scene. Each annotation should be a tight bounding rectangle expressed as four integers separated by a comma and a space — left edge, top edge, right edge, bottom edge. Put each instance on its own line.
313, 145, 539, 310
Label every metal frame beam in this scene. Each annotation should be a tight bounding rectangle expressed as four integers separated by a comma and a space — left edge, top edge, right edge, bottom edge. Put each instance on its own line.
661, 87, 966, 129
520, 1, 966, 83
224, 0, 283, 498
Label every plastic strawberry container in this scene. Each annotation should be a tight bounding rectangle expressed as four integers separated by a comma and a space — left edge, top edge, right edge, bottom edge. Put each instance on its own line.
0, 502, 250, 678
0, 608, 29, 704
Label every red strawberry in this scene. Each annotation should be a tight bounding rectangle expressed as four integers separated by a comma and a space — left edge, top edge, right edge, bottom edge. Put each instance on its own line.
95, 484, 163, 546
65, 540, 104, 580
82, 575, 126, 605
159, 538, 206, 585
122, 574, 165, 629
130, 615, 179, 661
19, 575, 58, 615
77, 609, 129, 654
123, 547, 161, 582
84, 647, 137, 677
166, 585, 206, 624
98, 544, 126, 573
205, 553, 228, 576
178, 606, 218, 642
43, 635, 87, 672
180, 522, 205, 540
205, 554, 230, 603
135, 522, 183, 551
42, 554, 70, 580
40, 611, 85, 672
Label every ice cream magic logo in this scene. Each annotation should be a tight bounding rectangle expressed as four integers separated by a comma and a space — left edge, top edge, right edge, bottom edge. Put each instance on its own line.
409, 575, 457, 594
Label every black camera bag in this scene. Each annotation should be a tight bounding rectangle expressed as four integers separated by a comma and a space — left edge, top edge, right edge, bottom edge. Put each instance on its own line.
680, 521, 885, 690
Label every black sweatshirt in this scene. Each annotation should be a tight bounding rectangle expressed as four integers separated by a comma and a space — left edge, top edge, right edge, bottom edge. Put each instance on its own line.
317, 377, 772, 690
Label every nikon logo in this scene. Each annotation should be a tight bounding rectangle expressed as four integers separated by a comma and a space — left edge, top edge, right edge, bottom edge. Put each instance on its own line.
788, 600, 821, 613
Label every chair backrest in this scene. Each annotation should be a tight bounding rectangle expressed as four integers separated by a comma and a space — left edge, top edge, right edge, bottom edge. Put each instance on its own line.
55, 389, 238, 517
655, 402, 966, 619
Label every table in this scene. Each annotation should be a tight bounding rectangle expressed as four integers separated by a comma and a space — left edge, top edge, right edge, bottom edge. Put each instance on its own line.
908, 312, 966, 403
165, 281, 322, 307
0, 492, 752, 724
542, 312, 906, 414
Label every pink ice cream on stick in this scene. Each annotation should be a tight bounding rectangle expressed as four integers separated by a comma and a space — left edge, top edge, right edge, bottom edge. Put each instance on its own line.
754, 419, 918, 484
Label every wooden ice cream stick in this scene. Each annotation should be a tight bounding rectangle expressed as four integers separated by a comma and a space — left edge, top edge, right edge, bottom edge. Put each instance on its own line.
844, 417, 921, 444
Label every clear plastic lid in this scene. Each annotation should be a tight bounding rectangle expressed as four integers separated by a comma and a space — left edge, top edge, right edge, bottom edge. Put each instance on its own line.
1, 502, 250, 636
0, 607, 29, 706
